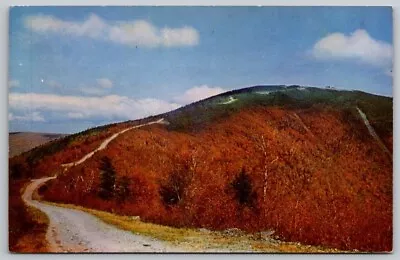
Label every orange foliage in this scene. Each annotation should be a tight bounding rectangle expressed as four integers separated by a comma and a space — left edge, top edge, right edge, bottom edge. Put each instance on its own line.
42, 106, 392, 252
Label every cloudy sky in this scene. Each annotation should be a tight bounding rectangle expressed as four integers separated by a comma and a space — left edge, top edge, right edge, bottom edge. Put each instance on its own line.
9, 6, 393, 133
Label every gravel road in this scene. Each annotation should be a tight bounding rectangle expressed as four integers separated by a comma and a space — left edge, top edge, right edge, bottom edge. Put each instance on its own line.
23, 176, 183, 252
21, 118, 187, 252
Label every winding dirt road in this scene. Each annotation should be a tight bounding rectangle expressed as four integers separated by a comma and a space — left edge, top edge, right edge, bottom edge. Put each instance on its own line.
21, 118, 185, 252
20, 117, 337, 253
61, 118, 166, 168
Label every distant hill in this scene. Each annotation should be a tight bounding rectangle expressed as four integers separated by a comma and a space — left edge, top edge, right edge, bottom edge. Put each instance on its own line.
9, 132, 67, 158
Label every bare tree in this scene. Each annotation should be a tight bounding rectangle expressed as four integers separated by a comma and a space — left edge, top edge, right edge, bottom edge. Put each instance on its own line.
253, 135, 279, 222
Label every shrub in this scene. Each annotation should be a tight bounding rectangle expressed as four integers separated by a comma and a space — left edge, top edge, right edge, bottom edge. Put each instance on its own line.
230, 168, 257, 208
9, 163, 27, 180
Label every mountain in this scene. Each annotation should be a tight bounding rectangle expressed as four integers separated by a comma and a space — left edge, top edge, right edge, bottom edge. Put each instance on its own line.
9, 132, 67, 158
9, 85, 393, 252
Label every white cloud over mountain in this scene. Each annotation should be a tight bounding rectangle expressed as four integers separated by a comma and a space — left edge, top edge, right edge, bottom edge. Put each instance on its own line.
311, 29, 392, 68
24, 13, 199, 48
173, 85, 226, 104
9, 84, 228, 124
9, 92, 181, 121
9, 111, 45, 122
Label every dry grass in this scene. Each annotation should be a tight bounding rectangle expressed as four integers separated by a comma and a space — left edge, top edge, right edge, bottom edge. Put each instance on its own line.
48, 201, 345, 253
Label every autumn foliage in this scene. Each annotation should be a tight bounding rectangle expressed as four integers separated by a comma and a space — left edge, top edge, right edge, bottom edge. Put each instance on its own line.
8, 121, 135, 251
36, 105, 392, 252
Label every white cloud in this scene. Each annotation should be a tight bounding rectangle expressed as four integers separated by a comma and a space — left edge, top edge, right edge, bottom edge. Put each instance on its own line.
311, 29, 393, 68
9, 80, 20, 88
161, 26, 199, 47
96, 78, 113, 88
109, 21, 199, 47
9, 92, 180, 120
9, 111, 45, 122
24, 13, 107, 38
24, 13, 199, 48
174, 85, 226, 104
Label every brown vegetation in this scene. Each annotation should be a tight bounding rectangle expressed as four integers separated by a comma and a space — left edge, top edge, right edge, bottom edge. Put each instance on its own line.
9, 179, 49, 252
40, 106, 392, 252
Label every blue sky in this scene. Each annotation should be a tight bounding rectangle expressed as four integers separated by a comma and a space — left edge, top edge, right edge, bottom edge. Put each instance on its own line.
8, 6, 393, 133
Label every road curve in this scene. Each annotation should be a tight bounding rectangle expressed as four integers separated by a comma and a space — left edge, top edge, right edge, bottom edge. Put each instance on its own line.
22, 176, 181, 252
21, 118, 184, 252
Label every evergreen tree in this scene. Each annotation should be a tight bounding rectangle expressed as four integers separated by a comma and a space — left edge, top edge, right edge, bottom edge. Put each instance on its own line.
231, 168, 256, 207
98, 156, 116, 200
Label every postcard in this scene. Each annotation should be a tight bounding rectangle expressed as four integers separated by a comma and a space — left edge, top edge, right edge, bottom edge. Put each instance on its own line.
9, 6, 393, 253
